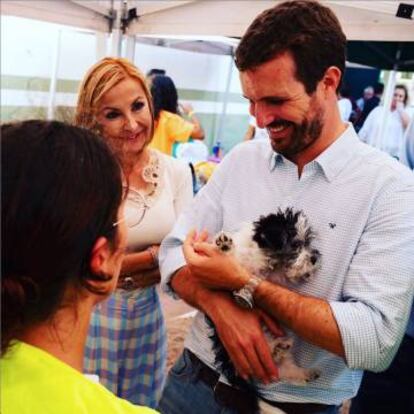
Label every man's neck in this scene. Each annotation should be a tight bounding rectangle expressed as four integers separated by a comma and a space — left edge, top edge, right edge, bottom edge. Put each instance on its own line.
294, 113, 347, 177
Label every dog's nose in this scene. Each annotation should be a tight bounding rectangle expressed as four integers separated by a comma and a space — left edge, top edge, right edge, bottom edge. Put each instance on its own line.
310, 255, 318, 265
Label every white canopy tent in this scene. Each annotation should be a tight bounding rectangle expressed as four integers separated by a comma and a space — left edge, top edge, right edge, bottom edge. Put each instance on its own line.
2, 1, 414, 41
2, 0, 414, 147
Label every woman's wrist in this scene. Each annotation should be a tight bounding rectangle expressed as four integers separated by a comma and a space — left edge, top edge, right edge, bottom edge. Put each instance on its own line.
147, 245, 159, 267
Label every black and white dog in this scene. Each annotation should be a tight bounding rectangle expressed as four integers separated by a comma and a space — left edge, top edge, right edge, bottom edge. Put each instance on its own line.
208, 208, 321, 411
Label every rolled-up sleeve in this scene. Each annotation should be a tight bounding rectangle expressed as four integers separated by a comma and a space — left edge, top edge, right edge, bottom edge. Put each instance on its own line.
331, 176, 414, 371
159, 159, 228, 297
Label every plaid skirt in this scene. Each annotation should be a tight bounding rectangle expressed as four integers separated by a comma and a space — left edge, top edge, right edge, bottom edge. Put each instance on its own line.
84, 286, 167, 408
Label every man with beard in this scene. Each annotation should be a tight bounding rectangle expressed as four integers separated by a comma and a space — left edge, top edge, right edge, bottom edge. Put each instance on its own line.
158, 2, 414, 414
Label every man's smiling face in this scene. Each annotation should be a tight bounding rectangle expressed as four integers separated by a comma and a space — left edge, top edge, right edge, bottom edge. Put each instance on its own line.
241, 52, 325, 160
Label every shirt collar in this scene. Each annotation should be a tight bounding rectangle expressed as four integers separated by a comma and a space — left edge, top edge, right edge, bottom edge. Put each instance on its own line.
314, 124, 360, 182
269, 151, 284, 171
268, 123, 360, 181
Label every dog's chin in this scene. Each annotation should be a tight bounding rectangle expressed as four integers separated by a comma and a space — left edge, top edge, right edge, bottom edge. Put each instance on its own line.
284, 266, 318, 284
288, 257, 320, 283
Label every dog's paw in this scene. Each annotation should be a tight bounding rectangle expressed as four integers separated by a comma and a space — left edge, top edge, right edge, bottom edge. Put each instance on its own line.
274, 337, 293, 351
215, 231, 234, 252
305, 369, 321, 383
279, 367, 321, 385
271, 337, 293, 361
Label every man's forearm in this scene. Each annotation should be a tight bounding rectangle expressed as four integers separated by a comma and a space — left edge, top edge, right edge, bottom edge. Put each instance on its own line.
170, 266, 229, 315
172, 264, 345, 357
255, 280, 345, 357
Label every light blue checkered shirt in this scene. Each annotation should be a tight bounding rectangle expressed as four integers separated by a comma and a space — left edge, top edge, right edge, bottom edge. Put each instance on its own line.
160, 125, 414, 405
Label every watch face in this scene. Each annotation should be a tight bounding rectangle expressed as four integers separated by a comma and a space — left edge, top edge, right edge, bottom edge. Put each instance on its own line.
234, 290, 254, 309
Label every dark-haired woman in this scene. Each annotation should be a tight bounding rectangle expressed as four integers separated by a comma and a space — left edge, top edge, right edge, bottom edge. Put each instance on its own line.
0, 120, 156, 414
149, 75, 204, 155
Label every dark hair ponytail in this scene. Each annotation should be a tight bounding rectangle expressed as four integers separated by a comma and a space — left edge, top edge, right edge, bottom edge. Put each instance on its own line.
1, 120, 123, 355
151, 75, 179, 120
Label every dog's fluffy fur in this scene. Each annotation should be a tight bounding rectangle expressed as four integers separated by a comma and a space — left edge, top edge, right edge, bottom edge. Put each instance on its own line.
209, 208, 321, 412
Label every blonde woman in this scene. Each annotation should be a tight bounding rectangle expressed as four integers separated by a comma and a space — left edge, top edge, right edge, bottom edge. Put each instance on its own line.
75, 57, 193, 407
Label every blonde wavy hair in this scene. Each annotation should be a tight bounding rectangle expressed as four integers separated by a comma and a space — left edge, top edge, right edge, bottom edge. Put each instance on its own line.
75, 57, 154, 139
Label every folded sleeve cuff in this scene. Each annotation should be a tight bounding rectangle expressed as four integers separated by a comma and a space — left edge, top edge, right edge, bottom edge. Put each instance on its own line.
159, 243, 186, 299
330, 300, 394, 371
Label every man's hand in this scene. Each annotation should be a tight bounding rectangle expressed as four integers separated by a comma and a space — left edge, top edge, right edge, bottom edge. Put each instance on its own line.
207, 293, 283, 384
183, 229, 250, 290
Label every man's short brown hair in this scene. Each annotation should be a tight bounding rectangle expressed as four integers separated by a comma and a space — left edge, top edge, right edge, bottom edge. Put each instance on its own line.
235, 0, 346, 94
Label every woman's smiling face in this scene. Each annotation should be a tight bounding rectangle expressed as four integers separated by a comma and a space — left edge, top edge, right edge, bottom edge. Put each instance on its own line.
96, 77, 153, 155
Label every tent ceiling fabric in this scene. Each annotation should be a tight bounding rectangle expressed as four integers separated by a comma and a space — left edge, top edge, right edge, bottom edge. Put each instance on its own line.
127, 0, 414, 41
347, 41, 414, 71
135, 35, 239, 55
2, 1, 414, 42
1, 0, 109, 32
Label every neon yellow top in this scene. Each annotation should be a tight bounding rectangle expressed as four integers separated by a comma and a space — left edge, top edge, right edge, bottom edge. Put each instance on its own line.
0, 341, 158, 414
150, 110, 194, 155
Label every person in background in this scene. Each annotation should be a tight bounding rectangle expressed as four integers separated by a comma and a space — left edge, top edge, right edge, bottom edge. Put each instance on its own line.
401, 116, 414, 169
244, 115, 269, 141
157, 1, 414, 413
337, 86, 353, 122
75, 57, 193, 408
146, 68, 166, 83
354, 81, 384, 131
149, 75, 204, 156
359, 84, 410, 159
356, 86, 374, 112
1, 120, 156, 414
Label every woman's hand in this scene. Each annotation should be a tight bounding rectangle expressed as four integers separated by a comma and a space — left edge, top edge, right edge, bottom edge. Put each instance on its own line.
133, 267, 161, 288
206, 293, 283, 383
183, 229, 250, 291
396, 102, 410, 128
122, 244, 160, 273
147, 244, 160, 268
179, 102, 194, 115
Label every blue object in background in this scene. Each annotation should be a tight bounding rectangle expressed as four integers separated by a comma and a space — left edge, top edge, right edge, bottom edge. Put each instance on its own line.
212, 141, 221, 157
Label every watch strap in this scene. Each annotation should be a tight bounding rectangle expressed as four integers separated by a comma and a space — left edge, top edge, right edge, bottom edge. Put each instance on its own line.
232, 275, 262, 309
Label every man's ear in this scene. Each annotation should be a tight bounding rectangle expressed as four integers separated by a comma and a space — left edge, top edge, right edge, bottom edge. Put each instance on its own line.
90, 236, 112, 275
321, 66, 342, 94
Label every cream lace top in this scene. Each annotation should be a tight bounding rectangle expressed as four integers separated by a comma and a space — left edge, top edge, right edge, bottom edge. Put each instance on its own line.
124, 149, 193, 251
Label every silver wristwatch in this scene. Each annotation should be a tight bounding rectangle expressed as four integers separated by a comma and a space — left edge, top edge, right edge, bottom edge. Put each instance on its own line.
232, 276, 262, 309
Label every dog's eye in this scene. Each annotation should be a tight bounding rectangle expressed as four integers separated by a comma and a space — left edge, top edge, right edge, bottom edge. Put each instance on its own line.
291, 240, 302, 249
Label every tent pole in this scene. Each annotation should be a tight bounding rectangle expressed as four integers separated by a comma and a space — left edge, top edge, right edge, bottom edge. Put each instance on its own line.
110, 29, 122, 57
125, 35, 136, 60
214, 53, 234, 147
47, 29, 61, 120
96, 32, 108, 60
109, 0, 124, 57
